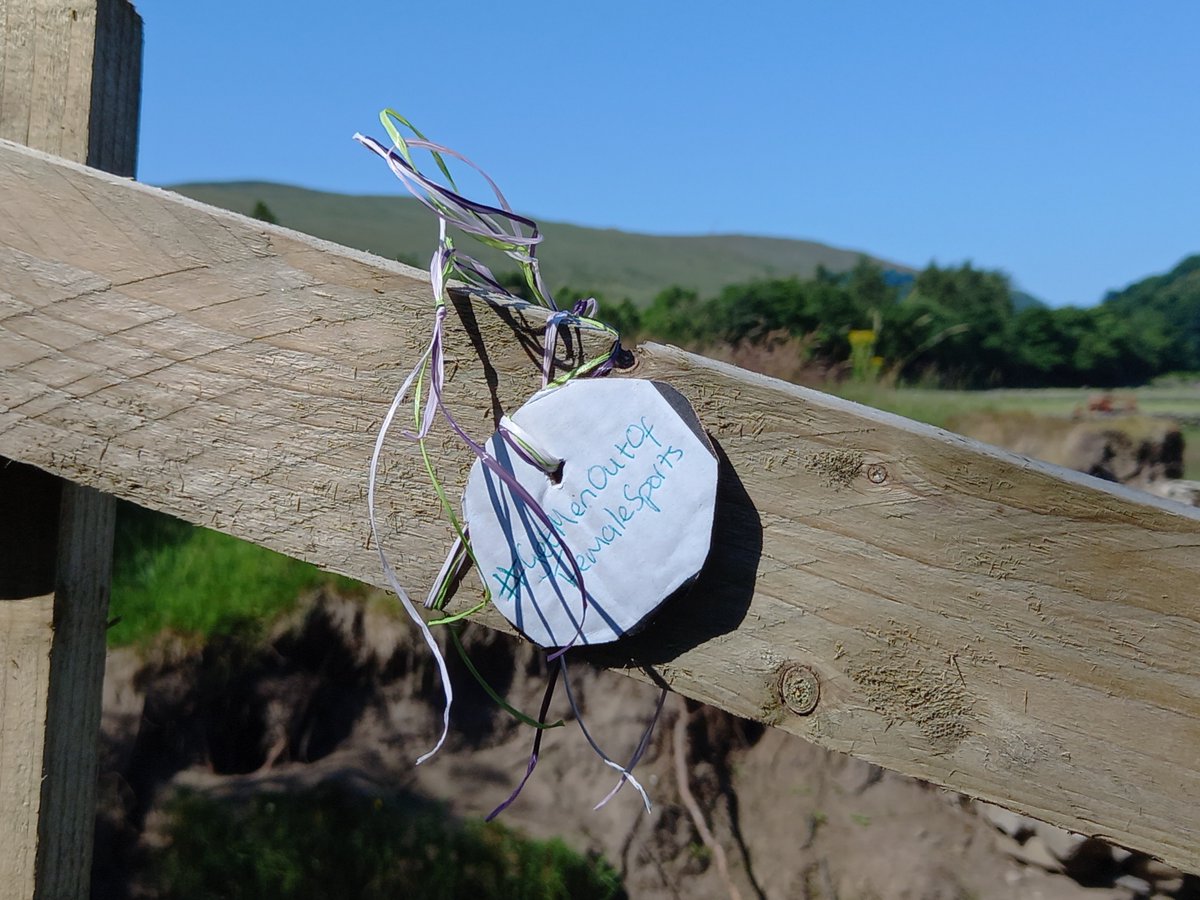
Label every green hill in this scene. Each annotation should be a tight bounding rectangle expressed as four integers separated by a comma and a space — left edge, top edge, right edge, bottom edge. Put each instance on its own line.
1102, 255, 1200, 372
169, 181, 912, 306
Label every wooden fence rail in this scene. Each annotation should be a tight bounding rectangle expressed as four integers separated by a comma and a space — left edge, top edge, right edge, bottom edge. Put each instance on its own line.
3, 135, 1200, 873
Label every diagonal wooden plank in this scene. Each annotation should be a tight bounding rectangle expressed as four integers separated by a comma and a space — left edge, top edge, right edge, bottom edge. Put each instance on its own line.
2, 138, 1200, 870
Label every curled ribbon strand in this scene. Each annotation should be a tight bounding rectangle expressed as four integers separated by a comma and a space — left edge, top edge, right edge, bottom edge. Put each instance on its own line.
358, 111, 658, 813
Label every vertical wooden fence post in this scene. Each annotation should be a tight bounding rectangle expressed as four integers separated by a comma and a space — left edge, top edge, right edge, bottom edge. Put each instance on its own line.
0, 1, 142, 896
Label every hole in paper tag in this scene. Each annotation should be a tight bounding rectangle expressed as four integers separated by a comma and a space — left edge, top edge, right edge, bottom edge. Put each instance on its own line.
463, 379, 719, 648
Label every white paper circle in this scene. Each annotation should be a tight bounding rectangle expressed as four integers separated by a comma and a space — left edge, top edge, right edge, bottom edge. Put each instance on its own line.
462, 378, 718, 647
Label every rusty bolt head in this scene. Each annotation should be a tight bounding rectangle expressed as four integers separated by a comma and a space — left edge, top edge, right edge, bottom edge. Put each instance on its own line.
866, 464, 888, 484
777, 663, 820, 715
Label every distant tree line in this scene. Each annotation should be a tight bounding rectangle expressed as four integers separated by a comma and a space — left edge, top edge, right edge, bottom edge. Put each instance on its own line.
545, 255, 1200, 389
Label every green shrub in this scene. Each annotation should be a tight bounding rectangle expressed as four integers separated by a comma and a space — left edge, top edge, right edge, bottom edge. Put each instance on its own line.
151, 787, 625, 900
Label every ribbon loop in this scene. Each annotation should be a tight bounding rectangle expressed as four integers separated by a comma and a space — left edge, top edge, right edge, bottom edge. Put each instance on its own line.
358, 111, 660, 814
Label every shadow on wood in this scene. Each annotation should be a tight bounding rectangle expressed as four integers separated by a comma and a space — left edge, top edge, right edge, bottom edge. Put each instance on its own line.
0, 460, 60, 598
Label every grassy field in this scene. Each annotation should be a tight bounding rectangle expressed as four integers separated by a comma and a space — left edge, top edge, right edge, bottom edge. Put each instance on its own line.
108, 502, 365, 647
833, 383, 1200, 479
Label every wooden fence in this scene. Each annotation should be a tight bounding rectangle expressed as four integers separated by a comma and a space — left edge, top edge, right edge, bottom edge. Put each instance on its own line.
2, 1, 139, 897
3, 3, 1200, 895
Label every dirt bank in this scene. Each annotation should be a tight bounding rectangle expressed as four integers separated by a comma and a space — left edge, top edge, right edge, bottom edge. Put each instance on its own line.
948, 411, 1183, 488
95, 591, 1191, 899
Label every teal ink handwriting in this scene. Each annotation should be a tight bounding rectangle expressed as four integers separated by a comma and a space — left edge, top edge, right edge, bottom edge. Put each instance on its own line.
488, 417, 688, 594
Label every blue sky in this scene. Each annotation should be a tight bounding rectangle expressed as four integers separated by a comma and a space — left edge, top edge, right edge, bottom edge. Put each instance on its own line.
134, 1, 1199, 307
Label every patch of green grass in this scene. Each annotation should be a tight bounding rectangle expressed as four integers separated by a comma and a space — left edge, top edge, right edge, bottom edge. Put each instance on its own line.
151, 786, 625, 900
109, 503, 364, 647
831, 384, 984, 429
833, 384, 1200, 428
686, 842, 713, 863
831, 384, 1200, 479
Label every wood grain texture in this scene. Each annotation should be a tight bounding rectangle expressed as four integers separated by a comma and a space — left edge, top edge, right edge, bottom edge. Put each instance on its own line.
1, 0, 96, 164
3, 139, 1200, 870
86, 0, 140, 176
35, 482, 115, 899
0, 596, 53, 900
0, 0, 139, 173
1, 4, 136, 896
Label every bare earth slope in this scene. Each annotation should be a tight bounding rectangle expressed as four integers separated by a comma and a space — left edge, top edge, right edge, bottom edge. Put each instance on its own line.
97, 591, 1184, 899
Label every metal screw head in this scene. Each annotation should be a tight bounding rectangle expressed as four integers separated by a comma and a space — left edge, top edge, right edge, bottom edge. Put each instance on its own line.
777, 663, 820, 715
612, 346, 638, 371
866, 464, 888, 484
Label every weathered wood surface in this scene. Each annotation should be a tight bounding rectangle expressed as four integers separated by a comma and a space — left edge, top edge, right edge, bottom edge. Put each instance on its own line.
36, 482, 116, 898
0, 596, 53, 899
1, 2, 138, 896
0, 0, 141, 175
3, 139, 1200, 870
